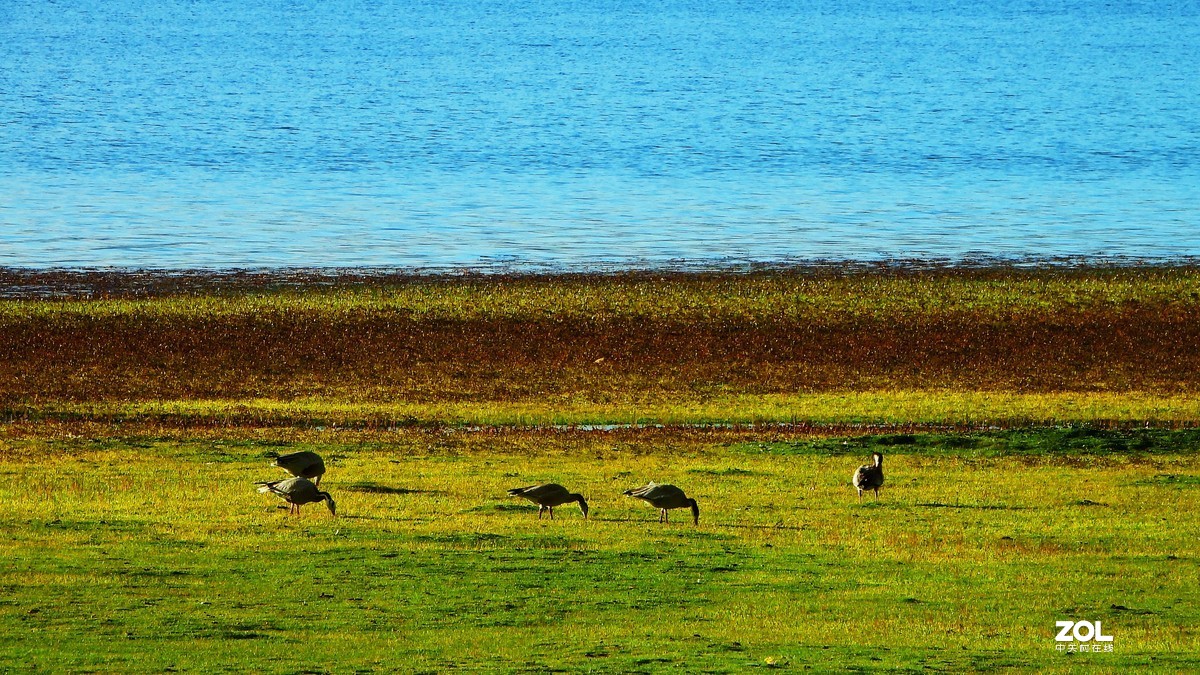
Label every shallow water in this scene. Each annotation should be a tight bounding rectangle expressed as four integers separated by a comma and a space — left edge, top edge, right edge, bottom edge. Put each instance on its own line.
2, 0, 1198, 269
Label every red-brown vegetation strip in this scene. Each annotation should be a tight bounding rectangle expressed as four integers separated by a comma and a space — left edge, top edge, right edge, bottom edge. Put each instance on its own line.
2, 267, 1199, 407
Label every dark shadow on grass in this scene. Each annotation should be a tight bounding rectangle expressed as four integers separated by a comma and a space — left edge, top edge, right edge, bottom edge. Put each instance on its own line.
586, 515, 779, 532
1130, 474, 1200, 487
714, 522, 806, 531
343, 482, 443, 495
336, 514, 445, 523
1110, 604, 1155, 615
465, 503, 553, 514
221, 631, 270, 640
687, 467, 761, 477
916, 502, 1031, 510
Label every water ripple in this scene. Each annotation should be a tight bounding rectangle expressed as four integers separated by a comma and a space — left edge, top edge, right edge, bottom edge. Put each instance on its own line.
1, 0, 1198, 269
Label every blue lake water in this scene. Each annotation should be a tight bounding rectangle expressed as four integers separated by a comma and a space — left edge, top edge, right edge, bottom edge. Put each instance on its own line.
2, 0, 1198, 270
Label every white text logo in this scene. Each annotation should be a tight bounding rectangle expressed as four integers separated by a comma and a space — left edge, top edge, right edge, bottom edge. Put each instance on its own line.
1055, 620, 1114, 653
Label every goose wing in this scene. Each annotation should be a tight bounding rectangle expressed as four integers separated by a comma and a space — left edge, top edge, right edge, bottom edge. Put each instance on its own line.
260, 476, 320, 504
622, 481, 658, 497
627, 483, 688, 508
256, 478, 287, 495
853, 465, 883, 489
508, 483, 570, 505
275, 451, 325, 478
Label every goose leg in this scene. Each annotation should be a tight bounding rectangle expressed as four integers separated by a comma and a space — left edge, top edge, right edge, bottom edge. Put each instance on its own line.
549, 507, 555, 520
538, 506, 546, 519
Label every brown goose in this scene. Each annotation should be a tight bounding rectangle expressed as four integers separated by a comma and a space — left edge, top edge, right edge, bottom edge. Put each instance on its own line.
273, 451, 326, 487
256, 477, 337, 516
507, 484, 589, 519
853, 452, 884, 501
623, 482, 699, 524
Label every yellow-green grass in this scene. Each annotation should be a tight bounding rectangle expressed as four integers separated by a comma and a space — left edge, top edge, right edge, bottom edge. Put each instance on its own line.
1, 428, 1197, 672
4, 267, 1200, 320
10, 390, 1200, 428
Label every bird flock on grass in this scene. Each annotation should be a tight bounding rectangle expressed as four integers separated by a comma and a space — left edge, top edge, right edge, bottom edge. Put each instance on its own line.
255, 450, 886, 522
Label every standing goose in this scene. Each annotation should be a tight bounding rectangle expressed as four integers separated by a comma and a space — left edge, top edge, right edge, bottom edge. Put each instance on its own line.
853, 452, 884, 501
273, 451, 326, 487
507, 484, 589, 519
256, 477, 337, 516
623, 482, 699, 524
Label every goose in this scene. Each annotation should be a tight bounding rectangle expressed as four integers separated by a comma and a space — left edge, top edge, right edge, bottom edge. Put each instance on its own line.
853, 452, 884, 501
623, 482, 699, 524
507, 484, 589, 519
273, 451, 326, 487
256, 477, 337, 516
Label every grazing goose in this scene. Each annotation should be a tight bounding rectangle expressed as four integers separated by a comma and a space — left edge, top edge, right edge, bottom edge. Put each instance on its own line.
256, 477, 337, 516
623, 482, 699, 524
507, 484, 589, 519
273, 451, 326, 487
853, 452, 884, 501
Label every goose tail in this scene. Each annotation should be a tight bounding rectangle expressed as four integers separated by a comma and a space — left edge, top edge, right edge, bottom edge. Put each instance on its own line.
255, 480, 281, 494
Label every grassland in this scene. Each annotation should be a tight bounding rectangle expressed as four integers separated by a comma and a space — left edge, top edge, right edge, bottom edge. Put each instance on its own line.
1, 267, 1199, 672
1, 426, 1197, 672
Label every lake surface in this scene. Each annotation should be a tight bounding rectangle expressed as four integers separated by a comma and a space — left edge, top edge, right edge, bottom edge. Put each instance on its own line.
2, 0, 1198, 270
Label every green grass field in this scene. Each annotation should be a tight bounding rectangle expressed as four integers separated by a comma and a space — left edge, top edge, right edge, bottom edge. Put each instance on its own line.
1, 427, 1197, 672
2, 269, 1199, 672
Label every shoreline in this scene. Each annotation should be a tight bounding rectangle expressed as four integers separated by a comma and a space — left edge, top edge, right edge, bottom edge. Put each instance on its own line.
4, 257, 1200, 297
